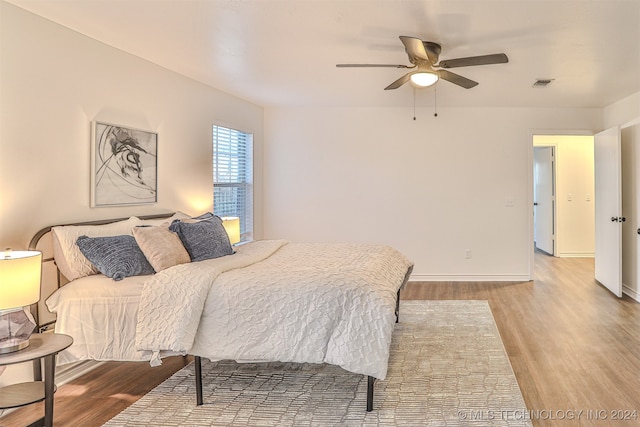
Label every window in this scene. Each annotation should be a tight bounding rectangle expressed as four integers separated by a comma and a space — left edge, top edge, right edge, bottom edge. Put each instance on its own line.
213, 125, 253, 243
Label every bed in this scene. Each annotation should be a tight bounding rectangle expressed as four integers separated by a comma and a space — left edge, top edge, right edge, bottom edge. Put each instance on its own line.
29, 213, 413, 412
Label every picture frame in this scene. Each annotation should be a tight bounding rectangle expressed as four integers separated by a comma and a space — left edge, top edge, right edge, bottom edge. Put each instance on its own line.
91, 121, 158, 207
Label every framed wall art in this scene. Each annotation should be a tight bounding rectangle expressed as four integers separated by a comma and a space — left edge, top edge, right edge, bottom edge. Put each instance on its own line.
91, 121, 158, 207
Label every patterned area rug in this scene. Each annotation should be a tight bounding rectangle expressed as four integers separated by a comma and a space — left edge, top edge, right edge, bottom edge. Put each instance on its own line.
104, 301, 532, 426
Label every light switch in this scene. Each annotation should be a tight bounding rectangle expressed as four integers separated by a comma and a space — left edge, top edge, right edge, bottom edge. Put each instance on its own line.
586, 193, 591, 201
567, 194, 573, 201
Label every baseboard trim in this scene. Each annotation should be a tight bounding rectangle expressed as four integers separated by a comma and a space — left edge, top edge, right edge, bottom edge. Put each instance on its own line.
410, 274, 530, 282
557, 252, 595, 258
56, 360, 104, 385
622, 284, 640, 303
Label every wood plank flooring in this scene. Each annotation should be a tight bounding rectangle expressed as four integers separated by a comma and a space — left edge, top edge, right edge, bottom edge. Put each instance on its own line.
2, 252, 639, 426
405, 253, 640, 426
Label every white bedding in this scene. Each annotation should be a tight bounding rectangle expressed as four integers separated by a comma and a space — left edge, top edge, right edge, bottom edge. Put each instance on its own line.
45, 274, 180, 365
47, 240, 412, 378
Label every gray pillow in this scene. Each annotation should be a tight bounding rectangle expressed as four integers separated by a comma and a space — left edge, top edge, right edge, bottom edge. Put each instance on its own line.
76, 235, 155, 281
169, 216, 233, 262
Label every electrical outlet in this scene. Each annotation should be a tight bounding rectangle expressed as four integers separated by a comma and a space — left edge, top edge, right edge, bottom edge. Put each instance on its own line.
465, 249, 472, 259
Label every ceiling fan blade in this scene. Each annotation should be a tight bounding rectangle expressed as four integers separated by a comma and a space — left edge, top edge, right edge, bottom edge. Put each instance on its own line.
336, 64, 414, 68
384, 71, 414, 90
438, 53, 508, 68
437, 69, 478, 89
399, 36, 433, 63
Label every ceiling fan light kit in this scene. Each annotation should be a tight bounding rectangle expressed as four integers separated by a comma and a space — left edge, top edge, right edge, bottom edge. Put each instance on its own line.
337, 35, 509, 91
410, 72, 439, 87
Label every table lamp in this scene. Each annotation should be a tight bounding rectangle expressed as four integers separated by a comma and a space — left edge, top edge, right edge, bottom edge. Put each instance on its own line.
0, 249, 42, 354
221, 217, 241, 245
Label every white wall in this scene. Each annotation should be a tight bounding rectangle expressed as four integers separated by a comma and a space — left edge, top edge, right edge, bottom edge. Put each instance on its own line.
0, 1, 264, 250
263, 106, 602, 281
533, 135, 595, 257
603, 91, 640, 129
0, 2, 263, 386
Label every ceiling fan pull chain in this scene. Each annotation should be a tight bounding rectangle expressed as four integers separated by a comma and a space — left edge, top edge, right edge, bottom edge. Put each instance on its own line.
413, 86, 417, 121
434, 85, 438, 117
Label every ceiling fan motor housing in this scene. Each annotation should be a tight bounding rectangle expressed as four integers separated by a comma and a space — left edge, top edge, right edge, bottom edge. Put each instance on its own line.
423, 42, 442, 63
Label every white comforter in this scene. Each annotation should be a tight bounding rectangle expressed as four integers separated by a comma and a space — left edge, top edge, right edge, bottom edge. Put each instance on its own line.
135, 240, 412, 379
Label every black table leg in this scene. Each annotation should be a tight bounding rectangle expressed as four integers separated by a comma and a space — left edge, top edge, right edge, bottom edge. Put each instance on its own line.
43, 353, 56, 427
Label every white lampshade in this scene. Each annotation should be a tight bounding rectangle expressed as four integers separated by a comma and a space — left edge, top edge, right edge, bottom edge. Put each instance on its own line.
0, 250, 42, 353
221, 217, 241, 245
0, 250, 42, 310
410, 72, 439, 87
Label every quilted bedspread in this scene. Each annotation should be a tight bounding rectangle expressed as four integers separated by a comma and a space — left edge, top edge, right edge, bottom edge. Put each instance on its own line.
135, 240, 413, 379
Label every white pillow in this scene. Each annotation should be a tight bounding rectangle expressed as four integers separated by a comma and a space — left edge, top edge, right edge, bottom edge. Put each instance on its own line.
52, 217, 142, 281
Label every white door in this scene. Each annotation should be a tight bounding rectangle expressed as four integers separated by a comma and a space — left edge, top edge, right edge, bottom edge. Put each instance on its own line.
594, 127, 622, 297
534, 147, 555, 255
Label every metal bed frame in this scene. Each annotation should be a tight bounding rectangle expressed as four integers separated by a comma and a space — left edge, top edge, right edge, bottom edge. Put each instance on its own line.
29, 214, 412, 412
193, 282, 405, 412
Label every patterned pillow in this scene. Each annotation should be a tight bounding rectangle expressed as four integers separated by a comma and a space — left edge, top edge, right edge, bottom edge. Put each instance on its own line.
169, 215, 233, 262
133, 223, 191, 272
76, 235, 155, 281
52, 217, 142, 281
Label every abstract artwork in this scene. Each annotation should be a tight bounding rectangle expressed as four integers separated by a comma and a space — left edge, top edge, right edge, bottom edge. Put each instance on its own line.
91, 122, 157, 207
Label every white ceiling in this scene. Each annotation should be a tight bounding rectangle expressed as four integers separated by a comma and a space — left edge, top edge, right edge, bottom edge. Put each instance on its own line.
7, 0, 640, 109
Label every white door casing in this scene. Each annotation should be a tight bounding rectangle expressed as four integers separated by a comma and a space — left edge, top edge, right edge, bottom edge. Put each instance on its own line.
594, 127, 622, 297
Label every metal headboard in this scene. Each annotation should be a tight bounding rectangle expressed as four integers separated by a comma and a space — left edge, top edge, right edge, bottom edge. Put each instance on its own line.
28, 213, 176, 331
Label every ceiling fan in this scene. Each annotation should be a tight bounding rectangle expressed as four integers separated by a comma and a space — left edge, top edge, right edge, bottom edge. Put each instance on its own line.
337, 36, 508, 90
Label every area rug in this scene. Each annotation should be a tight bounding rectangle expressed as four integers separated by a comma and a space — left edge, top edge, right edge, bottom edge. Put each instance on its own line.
103, 301, 532, 426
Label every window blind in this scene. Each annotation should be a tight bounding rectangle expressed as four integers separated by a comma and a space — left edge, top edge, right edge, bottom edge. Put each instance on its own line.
213, 125, 253, 242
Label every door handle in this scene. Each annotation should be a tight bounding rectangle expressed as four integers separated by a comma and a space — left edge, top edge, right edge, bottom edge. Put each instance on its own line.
612, 216, 627, 222
612, 217, 619, 222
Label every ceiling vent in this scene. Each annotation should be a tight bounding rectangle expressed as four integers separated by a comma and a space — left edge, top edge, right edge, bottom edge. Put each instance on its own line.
533, 78, 555, 88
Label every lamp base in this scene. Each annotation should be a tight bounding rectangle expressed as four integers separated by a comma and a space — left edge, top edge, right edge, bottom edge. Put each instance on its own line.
0, 336, 30, 354
0, 307, 37, 354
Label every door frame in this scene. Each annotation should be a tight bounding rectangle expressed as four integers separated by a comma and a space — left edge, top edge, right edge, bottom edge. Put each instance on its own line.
527, 129, 594, 280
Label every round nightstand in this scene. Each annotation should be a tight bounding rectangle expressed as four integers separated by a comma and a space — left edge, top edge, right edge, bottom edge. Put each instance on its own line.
0, 333, 73, 427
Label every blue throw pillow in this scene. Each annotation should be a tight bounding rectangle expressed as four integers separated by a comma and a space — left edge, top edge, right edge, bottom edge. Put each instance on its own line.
169, 215, 233, 262
76, 235, 155, 281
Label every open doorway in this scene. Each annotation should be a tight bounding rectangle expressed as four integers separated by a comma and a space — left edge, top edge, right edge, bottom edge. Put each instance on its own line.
531, 134, 595, 262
